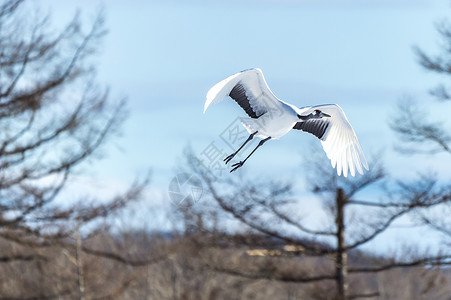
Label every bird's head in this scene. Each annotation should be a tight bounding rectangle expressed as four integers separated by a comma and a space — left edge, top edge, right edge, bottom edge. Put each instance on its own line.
297, 109, 331, 120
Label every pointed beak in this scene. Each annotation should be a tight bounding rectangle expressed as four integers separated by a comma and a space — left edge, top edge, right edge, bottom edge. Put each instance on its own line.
322, 112, 331, 118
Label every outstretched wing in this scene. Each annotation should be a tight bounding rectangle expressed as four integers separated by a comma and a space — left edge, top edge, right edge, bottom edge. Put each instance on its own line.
293, 104, 369, 177
204, 68, 281, 119
293, 119, 330, 140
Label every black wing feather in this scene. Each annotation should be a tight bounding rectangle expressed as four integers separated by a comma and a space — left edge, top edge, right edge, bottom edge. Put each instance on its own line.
293, 119, 329, 140
229, 83, 260, 119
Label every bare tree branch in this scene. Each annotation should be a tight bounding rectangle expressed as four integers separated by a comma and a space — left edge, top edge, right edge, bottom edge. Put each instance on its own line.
390, 98, 451, 154
349, 255, 451, 273
81, 246, 170, 267
268, 203, 335, 236
345, 208, 408, 250
202, 263, 337, 283
0, 254, 46, 263
348, 292, 380, 299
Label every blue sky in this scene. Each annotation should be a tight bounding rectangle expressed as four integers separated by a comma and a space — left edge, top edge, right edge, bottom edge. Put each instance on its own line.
37, 1, 451, 248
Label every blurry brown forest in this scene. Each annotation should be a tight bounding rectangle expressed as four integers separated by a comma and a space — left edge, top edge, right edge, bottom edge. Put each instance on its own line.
2, 1, 451, 299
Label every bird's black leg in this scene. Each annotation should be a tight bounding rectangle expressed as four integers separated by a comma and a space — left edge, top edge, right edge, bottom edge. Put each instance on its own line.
230, 136, 271, 173
224, 131, 258, 164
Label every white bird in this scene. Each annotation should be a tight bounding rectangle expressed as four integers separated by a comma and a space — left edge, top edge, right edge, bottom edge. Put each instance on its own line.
203, 68, 369, 177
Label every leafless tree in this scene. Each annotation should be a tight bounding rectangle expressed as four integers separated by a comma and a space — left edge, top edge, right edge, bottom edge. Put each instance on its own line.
390, 14, 451, 251
391, 20, 451, 154
169, 144, 451, 299
0, 1, 166, 298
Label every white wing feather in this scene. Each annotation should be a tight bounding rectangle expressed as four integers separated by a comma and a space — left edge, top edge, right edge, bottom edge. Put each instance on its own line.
204, 68, 281, 115
319, 104, 368, 177
297, 104, 369, 177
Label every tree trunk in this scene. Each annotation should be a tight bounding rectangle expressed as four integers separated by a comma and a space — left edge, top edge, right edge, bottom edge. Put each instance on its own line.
336, 188, 348, 300
75, 225, 85, 300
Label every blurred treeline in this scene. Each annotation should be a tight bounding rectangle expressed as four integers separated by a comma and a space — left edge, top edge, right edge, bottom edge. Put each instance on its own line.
2, 1, 451, 299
